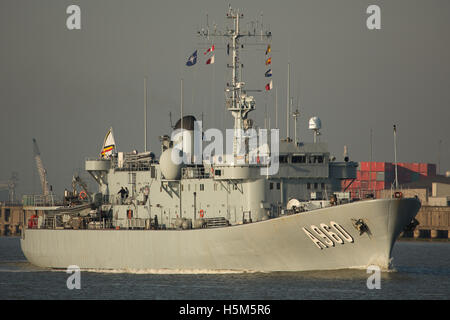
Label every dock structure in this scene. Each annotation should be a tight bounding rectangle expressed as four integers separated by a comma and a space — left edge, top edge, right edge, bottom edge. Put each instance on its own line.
409, 206, 450, 239
372, 177, 450, 240
0, 203, 40, 236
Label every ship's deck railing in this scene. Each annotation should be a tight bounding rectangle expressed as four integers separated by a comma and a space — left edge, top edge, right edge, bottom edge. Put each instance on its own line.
22, 194, 63, 207
85, 156, 155, 172
111, 158, 154, 171
0, 201, 23, 207
182, 167, 211, 179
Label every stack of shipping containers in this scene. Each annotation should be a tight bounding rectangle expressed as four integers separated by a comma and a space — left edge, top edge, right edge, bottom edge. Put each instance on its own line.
341, 162, 437, 199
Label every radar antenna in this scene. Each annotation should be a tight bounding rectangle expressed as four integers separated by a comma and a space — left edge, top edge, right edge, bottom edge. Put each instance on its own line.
308, 117, 322, 143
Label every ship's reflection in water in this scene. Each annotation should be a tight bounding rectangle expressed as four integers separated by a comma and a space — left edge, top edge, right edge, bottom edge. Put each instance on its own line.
0, 238, 448, 299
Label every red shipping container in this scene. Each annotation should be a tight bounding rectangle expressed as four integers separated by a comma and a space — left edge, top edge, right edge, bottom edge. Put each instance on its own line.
357, 171, 361, 179
419, 163, 427, 172
411, 163, 420, 173
374, 162, 383, 172
371, 172, 377, 180
360, 162, 369, 171
370, 162, 377, 172
361, 171, 369, 180
376, 181, 385, 190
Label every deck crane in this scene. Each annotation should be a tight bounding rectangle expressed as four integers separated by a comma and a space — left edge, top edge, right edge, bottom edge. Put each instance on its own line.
71, 173, 92, 203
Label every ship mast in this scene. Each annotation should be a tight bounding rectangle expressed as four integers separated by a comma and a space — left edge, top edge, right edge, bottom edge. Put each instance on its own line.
198, 6, 272, 160
227, 7, 249, 157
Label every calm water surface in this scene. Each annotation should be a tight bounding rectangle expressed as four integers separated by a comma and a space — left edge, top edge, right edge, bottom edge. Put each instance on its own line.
0, 237, 449, 299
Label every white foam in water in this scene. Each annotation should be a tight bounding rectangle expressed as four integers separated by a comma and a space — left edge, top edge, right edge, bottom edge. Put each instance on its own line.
80, 268, 264, 275
346, 256, 397, 273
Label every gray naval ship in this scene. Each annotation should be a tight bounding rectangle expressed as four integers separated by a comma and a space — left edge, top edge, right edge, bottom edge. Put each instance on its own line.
21, 7, 420, 272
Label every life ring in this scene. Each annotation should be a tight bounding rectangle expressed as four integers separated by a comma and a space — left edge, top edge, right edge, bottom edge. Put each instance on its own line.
127, 209, 133, 219
199, 209, 204, 218
394, 191, 403, 199
79, 190, 87, 200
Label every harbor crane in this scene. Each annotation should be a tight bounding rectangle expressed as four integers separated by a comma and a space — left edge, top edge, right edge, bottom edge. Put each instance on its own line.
0, 172, 18, 202
32, 138, 51, 196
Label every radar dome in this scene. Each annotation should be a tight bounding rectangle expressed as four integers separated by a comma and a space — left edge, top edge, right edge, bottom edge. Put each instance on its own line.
308, 116, 322, 130
159, 148, 183, 180
287, 198, 302, 211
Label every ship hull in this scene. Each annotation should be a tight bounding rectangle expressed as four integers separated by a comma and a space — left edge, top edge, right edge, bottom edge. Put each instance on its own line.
20, 198, 420, 272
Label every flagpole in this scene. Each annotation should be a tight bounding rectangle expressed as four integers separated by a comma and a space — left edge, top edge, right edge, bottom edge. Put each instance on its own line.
275, 87, 278, 129
394, 124, 398, 190
265, 92, 268, 130
180, 77, 183, 218
287, 62, 290, 140
181, 77, 183, 139
144, 77, 147, 153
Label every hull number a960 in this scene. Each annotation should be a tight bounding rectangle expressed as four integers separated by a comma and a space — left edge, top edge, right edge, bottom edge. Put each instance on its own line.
302, 221, 354, 249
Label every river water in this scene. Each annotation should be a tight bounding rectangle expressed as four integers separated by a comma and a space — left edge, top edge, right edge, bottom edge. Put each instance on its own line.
0, 237, 448, 300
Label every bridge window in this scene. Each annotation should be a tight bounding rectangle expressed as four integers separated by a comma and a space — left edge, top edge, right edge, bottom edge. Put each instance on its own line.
200, 184, 205, 191
308, 155, 324, 164
307, 183, 311, 189
276, 183, 280, 190
4, 209, 10, 222
269, 182, 273, 190
215, 170, 221, 176
292, 155, 306, 163
279, 155, 289, 163
314, 183, 318, 189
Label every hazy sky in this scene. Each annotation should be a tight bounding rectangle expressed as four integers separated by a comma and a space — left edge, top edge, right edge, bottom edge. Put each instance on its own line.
1, 0, 449, 197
